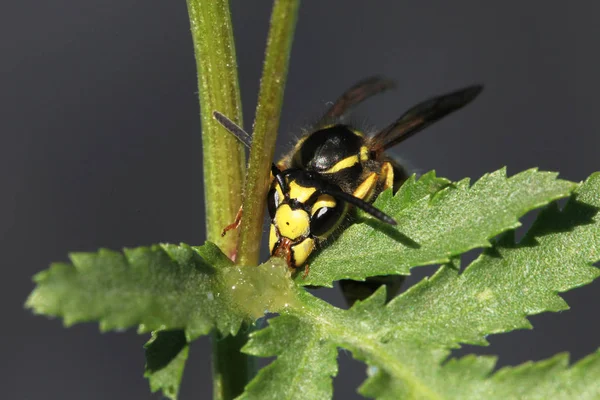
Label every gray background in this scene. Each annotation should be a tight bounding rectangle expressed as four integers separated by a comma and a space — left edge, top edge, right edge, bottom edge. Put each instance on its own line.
2, 1, 599, 399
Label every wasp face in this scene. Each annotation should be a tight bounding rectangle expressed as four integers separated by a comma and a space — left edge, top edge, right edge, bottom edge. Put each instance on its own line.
267, 169, 347, 269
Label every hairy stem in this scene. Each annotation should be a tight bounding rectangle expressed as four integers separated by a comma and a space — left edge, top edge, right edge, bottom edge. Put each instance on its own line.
186, 0, 252, 399
236, 0, 301, 267
187, 0, 245, 258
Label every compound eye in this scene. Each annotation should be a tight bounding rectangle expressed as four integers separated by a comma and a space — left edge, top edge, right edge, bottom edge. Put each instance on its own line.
267, 186, 280, 219
310, 203, 344, 237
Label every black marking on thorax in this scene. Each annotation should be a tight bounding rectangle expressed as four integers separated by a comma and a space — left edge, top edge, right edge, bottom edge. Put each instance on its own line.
292, 125, 363, 172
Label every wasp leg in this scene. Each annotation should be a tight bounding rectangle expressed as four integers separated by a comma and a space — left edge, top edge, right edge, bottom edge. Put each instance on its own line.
380, 161, 395, 191
221, 206, 243, 237
352, 172, 378, 201
302, 264, 310, 279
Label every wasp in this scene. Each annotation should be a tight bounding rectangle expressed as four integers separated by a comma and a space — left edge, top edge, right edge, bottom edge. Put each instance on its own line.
214, 76, 482, 286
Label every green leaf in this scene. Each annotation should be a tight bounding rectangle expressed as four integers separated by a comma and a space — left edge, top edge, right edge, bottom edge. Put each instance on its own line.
385, 172, 600, 349
302, 168, 577, 287
26, 242, 240, 338
486, 350, 600, 399
144, 330, 189, 400
240, 316, 338, 400
27, 239, 296, 398
357, 173, 600, 398
26, 242, 294, 339
27, 241, 296, 337
391, 170, 451, 207
242, 173, 600, 399
360, 350, 600, 400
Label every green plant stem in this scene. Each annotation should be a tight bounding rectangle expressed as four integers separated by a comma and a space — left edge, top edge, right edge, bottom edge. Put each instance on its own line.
236, 0, 301, 267
186, 1, 253, 399
211, 330, 256, 400
187, 0, 245, 259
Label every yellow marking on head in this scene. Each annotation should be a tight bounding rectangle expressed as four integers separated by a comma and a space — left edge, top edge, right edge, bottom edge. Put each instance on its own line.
380, 162, 395, 190
353, 172, 378, 201
323, 155, 360, 174
275, 183, 284, 204
269, 224, 278, 254
311, 195, 336, 216
359, 146, 370, 162
288, 181, 316, 203
275, 204, 310, 240
291, 238, 315, 267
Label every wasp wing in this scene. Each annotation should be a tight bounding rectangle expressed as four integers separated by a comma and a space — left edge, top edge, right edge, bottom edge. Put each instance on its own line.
371, 85, 483, 153
320, 76, 396, 123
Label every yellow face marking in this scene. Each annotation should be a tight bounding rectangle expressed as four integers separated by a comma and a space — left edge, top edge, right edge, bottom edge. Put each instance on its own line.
381, 162, 395, 190
291, 238, 315, 267
311, 194, 336, 216
323, 155, 360, 174
288, 181, 316, 203
353, 172, 378, 201
269, 224, 278, 254
275, 183, 284, 205
359, 146, 369, 162
275, 204, 310, 240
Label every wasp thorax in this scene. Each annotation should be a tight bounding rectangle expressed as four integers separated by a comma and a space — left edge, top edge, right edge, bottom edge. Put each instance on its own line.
292, 125, 363, 172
